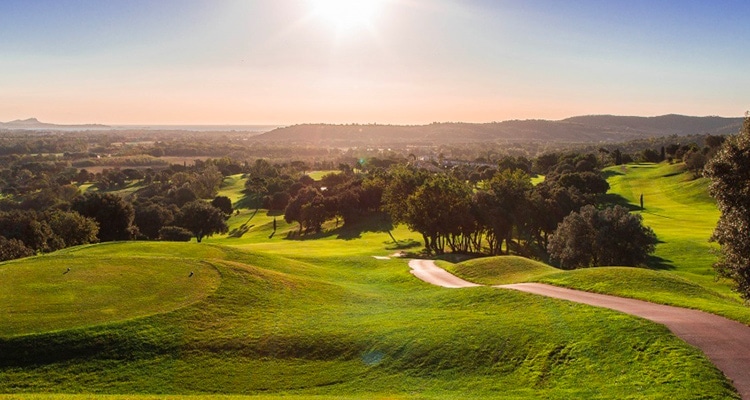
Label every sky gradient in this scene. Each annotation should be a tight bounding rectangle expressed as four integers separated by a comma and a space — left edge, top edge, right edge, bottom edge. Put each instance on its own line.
1, 0, 748, 125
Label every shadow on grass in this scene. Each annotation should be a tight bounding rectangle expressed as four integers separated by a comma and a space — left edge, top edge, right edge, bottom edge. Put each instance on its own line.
642, 210, 675, 219
234, 192, 262, 210
385, 239, 421, 250
646, 254, 675, 270
433, 253, 484, 264
601, 193, 639, 211
284, 212, 397, 242
602, 169, 625, 179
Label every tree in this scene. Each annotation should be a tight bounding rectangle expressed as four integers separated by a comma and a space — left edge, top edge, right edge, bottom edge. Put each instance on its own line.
547, 205, 657, 269
704, 116, 750, 299
382, 165, 429, 226
683, 148, 707, 176
158, 226, 193, 242
134, 202, 175, 240
72, 193, 135, 242
264, 191, 291, 211
705, 134, 726, 149
45, 210, 99, 247
0, 210, 58, 252
0, 236, 34, 261
170, 186, 197, 207
211, 196, 233, 216
190, 165, 223, 199
610, 149, 624, 166
175, 201, 228, 242
639, 149, 661, 163
485, 169, 533, 254
244, 176, 268, 201
404, 174, 473, 254
284, 186, 326, 234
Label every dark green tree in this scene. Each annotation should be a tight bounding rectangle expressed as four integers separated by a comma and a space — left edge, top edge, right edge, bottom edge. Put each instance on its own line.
382, 165, 429, 226
0, 236, 34, 261
211, 196, 233, 216
72, 193, 135, 242
175, 201, 228, 242
405, 174, 473, 254
45, 210, 99, 247
704, 116, 750, 299
134, 202, 175, 240
486, 169, 533, 254
547, 205, 657, 269
158, 226, 193, 242
0, 210, 57, 252
284, 186, 326, 234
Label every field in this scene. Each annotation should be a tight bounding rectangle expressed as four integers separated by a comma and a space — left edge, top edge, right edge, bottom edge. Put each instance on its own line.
0, 162, 744, 399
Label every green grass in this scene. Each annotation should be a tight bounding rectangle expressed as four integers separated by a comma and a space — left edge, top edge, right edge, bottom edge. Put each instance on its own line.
530, 174, 545, 185
604, 163, 729, 293
444, 162, 750, 324
441, 256, 557, 285
0, 236, 737, 398
0, 162, 746, 398
443, 255, 750, 323
536, 267, 750, 325
307, 170, 340, 181
0, 246, 220, 337
219, 174, 249, 207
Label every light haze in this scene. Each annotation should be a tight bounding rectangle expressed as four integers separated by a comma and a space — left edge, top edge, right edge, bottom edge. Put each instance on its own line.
0, 0, 747, 125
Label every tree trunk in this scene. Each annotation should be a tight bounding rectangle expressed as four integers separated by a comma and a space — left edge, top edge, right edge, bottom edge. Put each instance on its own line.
387, 230, 398, 244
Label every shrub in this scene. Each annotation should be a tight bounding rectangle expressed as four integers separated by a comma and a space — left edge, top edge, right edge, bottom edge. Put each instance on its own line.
158, 226, 193, 242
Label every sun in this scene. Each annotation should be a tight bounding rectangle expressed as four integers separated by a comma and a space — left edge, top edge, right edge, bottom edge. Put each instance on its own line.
309, 0, 384, 33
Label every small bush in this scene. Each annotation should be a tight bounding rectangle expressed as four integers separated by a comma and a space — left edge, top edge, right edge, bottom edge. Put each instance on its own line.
158, 226, 193, 242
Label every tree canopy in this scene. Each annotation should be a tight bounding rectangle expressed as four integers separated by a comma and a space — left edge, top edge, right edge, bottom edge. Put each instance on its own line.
72, 192, 136, 242
175, 200, 228, 243
704, 116, 750, 299
547, 205, 657, 269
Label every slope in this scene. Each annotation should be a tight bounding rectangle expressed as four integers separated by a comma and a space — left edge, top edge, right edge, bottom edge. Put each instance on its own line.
0, 239, 736, 398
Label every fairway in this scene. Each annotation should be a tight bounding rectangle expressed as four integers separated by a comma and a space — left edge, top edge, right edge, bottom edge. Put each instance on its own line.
605, 163, 727, 290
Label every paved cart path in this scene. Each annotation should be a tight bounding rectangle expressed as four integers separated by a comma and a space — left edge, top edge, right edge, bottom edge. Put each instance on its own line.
408, 259, 750, 399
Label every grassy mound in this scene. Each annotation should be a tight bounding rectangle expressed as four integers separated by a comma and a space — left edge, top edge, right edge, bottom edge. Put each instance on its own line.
538, 267, 750, 325
442, 256, 558, 285
0, 243, 221, 337
443, 253, 750, 325
0, 242, 736, 398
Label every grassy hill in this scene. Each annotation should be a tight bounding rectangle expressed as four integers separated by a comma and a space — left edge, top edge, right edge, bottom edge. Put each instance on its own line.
0, 240, 736, 399
0, 163, 745, 399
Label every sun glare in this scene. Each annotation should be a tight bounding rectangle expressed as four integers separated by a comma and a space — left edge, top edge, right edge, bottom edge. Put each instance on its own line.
309, 0, 384, 33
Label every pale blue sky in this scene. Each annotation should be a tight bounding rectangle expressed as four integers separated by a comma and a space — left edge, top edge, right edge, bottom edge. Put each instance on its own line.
1, 0, 747, 124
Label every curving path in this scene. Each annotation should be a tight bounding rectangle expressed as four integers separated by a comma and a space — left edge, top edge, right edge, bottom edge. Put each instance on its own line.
408, 259, 750, 399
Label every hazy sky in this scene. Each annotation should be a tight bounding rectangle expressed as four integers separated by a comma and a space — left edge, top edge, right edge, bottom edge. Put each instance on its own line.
1, 0, 748, 124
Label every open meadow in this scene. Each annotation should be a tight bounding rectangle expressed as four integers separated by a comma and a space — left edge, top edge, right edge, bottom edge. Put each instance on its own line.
0, 162, 745, 399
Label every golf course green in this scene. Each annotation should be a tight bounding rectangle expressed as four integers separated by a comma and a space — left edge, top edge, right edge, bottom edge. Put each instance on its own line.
0, 162, 744, 399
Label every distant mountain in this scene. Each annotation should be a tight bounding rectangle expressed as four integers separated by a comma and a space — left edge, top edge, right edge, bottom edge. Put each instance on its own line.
0, 118, 109, 130
252, 115, 744, 146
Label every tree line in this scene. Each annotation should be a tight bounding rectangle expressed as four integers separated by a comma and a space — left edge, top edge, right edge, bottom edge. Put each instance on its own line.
252, 152, 657, 269
0, 139, 688, 270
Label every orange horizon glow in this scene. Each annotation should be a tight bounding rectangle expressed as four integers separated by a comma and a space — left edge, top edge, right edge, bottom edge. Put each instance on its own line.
1, 1, 747, 125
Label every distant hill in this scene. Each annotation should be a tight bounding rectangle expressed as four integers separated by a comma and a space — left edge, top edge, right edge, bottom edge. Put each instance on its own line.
252, 115, 744, 146
0, 118, 109, 130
